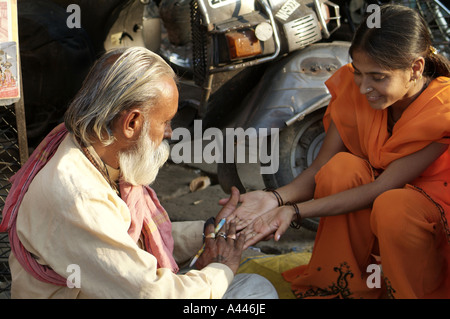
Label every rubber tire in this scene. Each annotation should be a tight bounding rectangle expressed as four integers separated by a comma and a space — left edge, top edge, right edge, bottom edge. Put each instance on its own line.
262, 109, 326, 232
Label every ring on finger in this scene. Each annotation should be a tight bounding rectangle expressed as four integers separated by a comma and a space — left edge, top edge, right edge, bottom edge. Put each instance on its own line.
205, 233, 215, 239
227, 234, 236, 240
217, 232, 227, 239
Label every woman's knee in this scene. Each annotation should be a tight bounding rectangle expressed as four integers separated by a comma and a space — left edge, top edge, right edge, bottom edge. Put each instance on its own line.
371, 188, 440, 242
371, 190, 403, 234
315, 152, 374, 196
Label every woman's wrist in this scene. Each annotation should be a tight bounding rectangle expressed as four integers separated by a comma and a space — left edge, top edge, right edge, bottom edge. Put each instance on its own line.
263, 188, 284, 208
285, 202, 302, 229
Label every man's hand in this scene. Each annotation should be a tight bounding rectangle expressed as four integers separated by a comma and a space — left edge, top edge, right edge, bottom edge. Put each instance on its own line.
195, 222, 245, 274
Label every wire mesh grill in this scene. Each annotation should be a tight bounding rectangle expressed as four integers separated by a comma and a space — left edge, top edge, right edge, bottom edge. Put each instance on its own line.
190, 0, 210, 87
0, 104, 22, 299
284, 13, 322, 51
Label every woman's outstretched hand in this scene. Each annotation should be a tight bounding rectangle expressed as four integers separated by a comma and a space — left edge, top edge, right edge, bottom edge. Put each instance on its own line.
215, 186, 241, 222
240, 205, 295, 249
218, 190, 279, 231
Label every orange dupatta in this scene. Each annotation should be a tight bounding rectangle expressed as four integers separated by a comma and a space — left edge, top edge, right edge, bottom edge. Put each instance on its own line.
282, 64, 450, 299
323, 64, 450, 238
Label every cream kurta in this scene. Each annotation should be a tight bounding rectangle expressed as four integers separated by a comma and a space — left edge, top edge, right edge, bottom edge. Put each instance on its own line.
9, 134, 233, 298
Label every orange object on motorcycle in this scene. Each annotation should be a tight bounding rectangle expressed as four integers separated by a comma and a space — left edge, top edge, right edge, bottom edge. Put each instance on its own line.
226, 30, 262, 60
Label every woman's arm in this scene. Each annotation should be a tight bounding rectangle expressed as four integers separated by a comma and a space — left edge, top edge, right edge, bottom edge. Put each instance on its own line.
242, 141, 448, 247
218, 120, 346, 230
276, 120, 348, 204
299, 141, 448, 219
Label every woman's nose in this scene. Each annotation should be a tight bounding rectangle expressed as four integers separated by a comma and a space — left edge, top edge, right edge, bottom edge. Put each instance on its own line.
358, 77, 372, 95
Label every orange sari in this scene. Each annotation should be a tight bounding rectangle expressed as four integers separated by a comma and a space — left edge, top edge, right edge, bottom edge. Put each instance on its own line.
283, 64, 450, 298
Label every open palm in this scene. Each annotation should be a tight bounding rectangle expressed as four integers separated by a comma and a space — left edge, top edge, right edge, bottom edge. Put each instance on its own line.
218, 190, 279, 231
241, 206, 294, 249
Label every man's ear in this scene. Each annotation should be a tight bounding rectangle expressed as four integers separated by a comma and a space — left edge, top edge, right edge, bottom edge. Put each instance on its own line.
121, 109, 145, 140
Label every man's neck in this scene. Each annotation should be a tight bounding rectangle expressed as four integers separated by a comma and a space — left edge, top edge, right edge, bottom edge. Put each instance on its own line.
87, 141, 120, 183
91, 141, 121, 169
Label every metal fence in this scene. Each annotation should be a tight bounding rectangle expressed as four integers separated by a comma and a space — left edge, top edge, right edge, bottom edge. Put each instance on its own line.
0, 102, 28, 299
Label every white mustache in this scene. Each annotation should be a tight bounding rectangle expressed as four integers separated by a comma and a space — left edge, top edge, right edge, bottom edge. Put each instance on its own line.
119, 137, 170, 186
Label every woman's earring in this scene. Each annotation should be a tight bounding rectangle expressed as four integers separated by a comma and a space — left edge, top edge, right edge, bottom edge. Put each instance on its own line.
414, 74, 423, 85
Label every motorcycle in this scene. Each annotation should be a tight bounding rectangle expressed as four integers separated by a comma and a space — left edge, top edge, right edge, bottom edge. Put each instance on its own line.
104, 0, 352, 231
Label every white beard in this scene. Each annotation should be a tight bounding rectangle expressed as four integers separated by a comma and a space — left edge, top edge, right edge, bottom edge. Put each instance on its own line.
119, 127, 170, 186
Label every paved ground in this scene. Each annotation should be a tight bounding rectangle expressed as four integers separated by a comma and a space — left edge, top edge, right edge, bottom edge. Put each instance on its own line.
151, 157, 317, 256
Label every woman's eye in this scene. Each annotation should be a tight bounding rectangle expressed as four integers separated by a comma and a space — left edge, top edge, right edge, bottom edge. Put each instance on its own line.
373, 75, 386, 82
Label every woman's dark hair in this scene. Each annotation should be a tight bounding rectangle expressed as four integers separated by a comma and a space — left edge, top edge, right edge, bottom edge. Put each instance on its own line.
349, 4, 450, 78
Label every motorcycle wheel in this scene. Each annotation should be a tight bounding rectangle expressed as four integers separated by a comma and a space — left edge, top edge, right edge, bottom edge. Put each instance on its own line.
262, 109, 326, 232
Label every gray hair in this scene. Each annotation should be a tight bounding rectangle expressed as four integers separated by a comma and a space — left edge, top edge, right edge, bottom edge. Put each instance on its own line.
64, 47, 176, 146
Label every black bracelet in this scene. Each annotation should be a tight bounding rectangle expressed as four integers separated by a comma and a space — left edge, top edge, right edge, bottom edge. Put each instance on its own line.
263, 188, 284, 207
286, 202, 302, 229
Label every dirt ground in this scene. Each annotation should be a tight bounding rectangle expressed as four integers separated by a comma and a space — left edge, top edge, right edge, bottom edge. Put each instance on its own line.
151, 157, 317, 256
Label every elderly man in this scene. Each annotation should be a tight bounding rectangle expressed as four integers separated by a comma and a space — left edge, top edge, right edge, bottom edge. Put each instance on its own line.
1, 47, 277, 298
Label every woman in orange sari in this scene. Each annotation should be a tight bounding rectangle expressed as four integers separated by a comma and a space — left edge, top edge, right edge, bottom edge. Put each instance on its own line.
224, 4, 450, 298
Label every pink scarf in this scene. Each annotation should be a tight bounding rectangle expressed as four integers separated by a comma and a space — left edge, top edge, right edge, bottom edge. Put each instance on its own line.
0, 124, 178, 286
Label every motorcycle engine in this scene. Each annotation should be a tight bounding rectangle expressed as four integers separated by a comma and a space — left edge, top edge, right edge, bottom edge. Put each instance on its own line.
191, 0, 338, 75
269, 0, 322, 52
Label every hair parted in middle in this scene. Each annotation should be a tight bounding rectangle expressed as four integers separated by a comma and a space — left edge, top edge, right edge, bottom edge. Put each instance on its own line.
349, 4, 450, 78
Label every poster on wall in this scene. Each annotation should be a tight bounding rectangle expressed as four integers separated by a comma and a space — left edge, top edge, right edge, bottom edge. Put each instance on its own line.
0, 0, 20, 105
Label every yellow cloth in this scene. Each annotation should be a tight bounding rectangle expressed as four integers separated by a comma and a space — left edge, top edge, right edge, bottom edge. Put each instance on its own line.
238, 252, 312, 299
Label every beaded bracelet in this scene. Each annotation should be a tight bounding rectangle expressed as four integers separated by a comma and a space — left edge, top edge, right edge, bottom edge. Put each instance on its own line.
285, 202, 302, 229
263, 188, 284, 207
